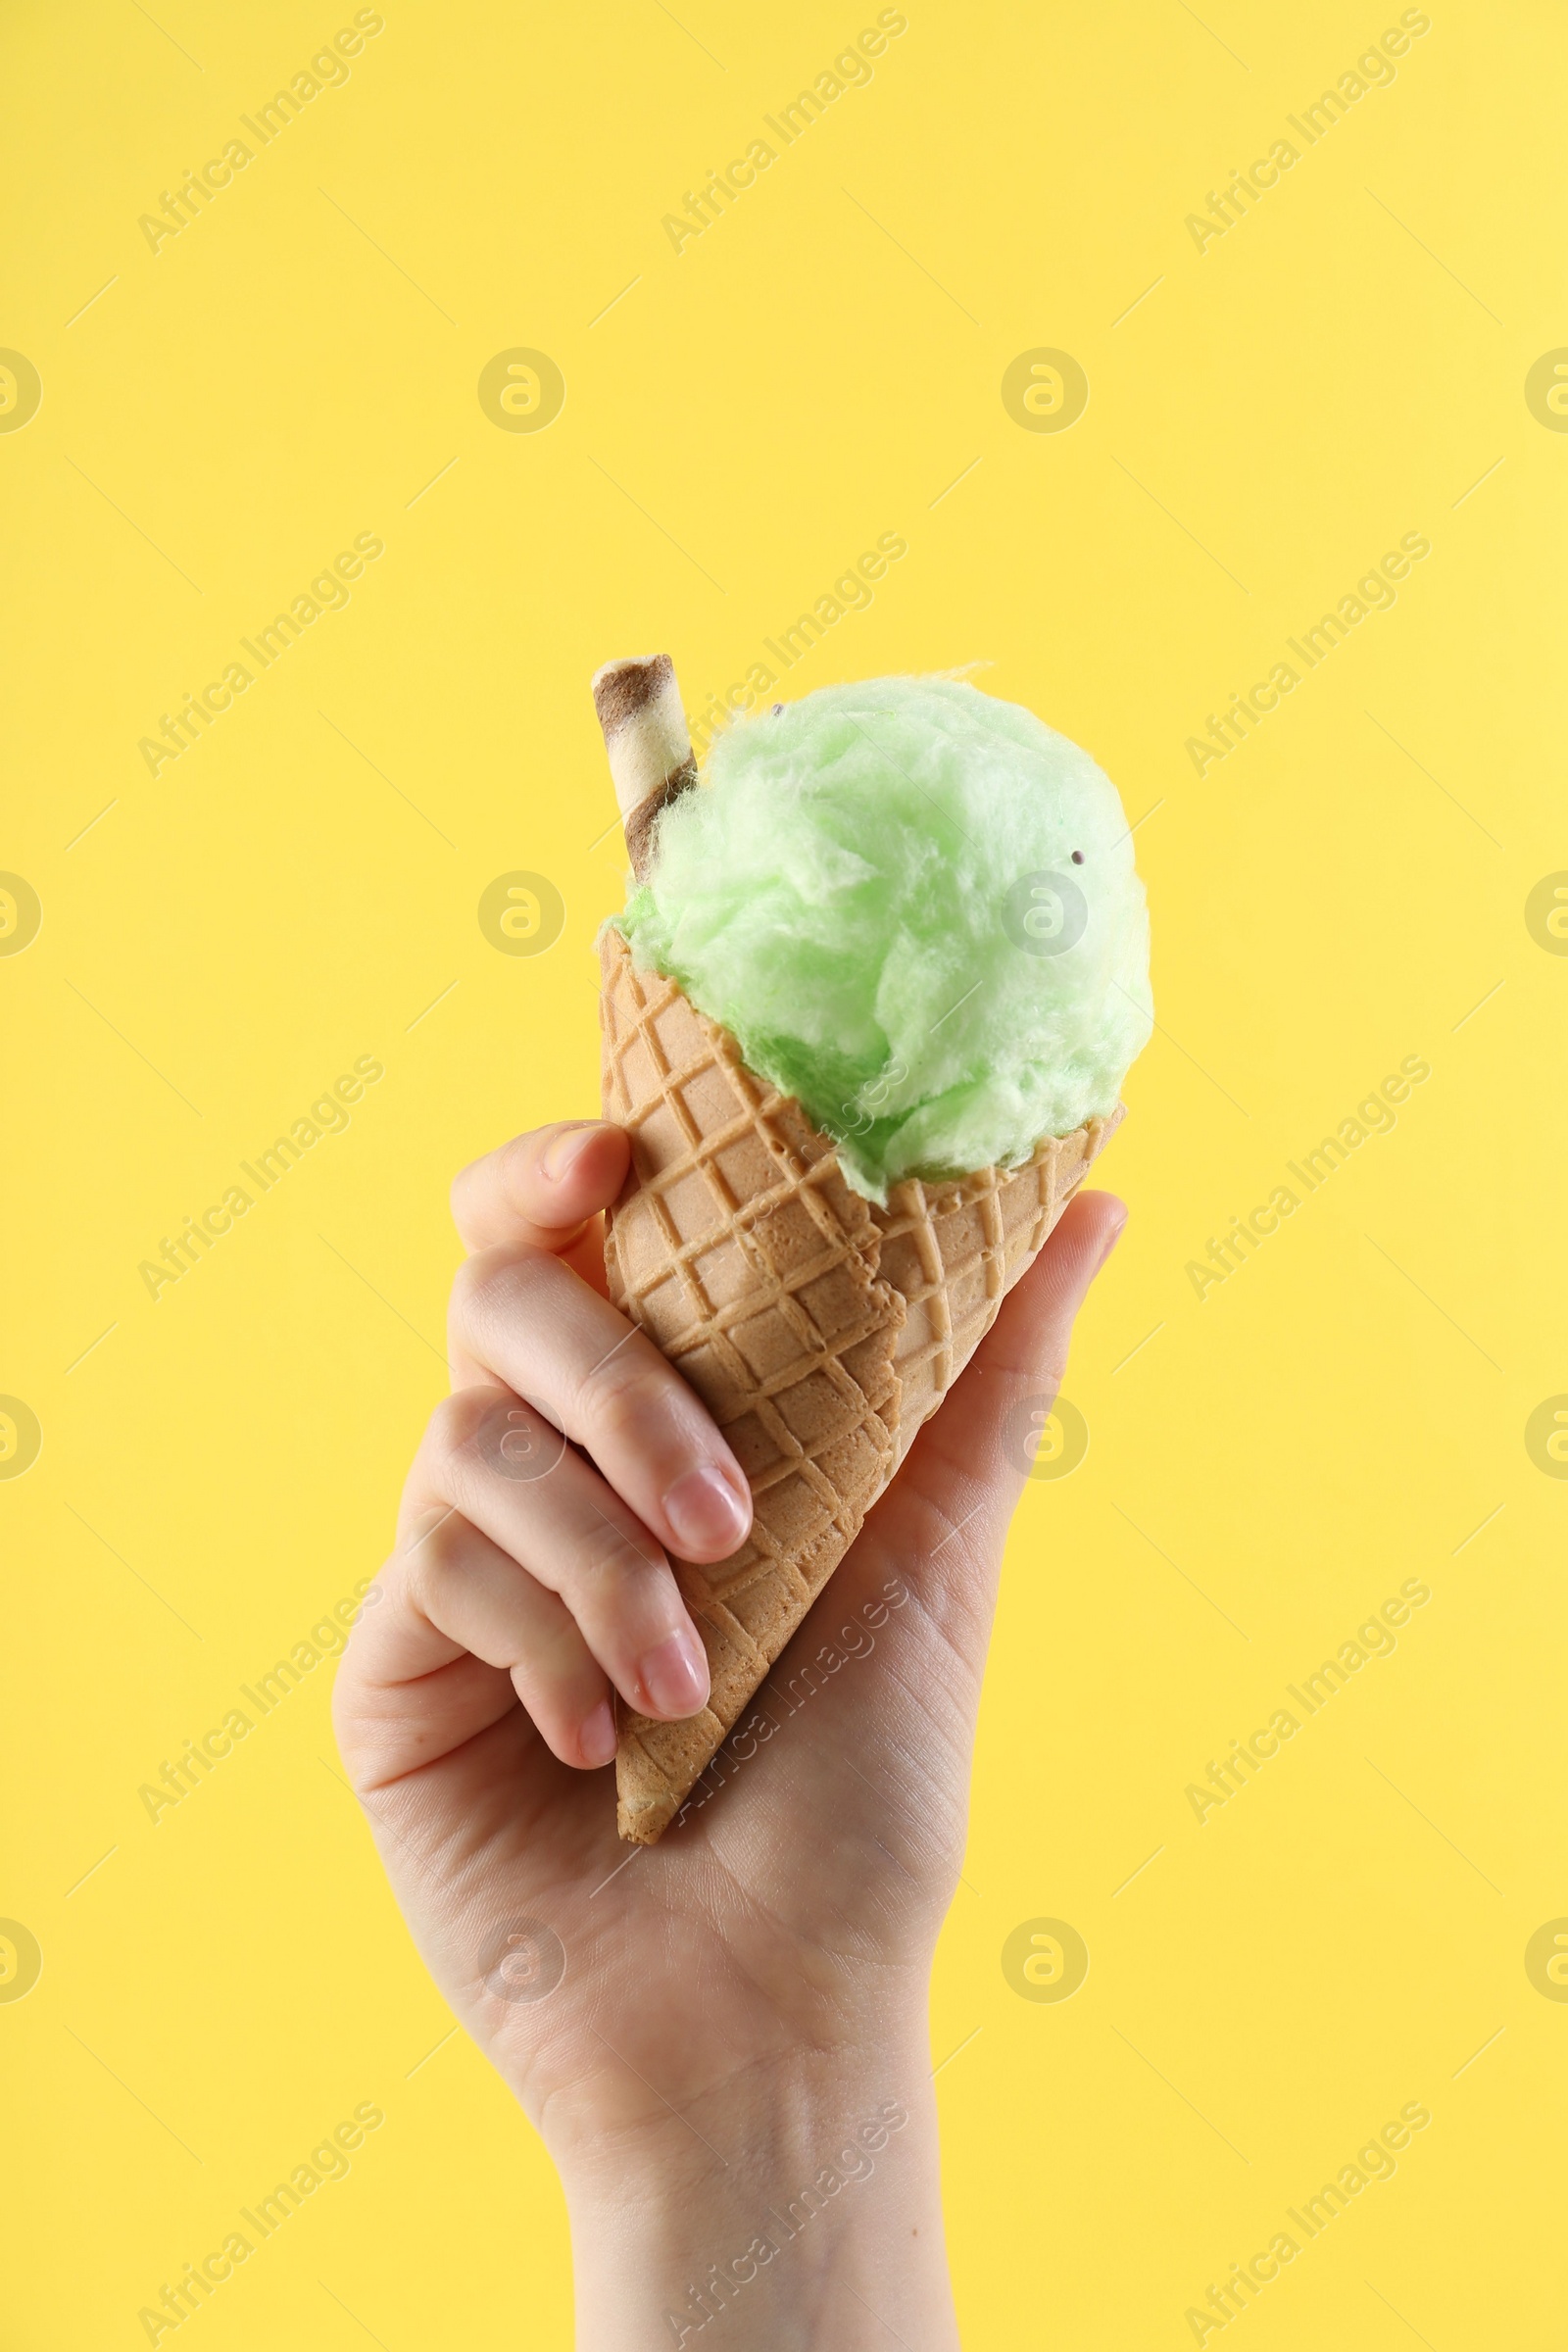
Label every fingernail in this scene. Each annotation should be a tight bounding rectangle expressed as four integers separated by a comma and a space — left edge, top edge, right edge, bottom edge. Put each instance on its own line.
663, 1463, 749, 1556
1094, 1203, 1128, 1272
579, 1698, 616, 1767
543, 1124, 597, 1183
638, 1626, 710, 1719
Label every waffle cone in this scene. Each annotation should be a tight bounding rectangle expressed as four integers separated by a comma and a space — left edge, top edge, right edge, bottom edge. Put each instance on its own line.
600, 927, 1121, 1840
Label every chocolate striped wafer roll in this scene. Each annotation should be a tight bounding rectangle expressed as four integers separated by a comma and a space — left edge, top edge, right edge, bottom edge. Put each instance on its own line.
591, 654, 698, 884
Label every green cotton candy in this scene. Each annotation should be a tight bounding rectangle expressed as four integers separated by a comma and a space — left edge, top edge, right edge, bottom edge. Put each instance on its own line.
616, 674, 1152, 1203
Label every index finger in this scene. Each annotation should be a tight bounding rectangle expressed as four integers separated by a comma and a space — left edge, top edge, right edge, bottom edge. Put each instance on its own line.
452, 1120, 630, 1259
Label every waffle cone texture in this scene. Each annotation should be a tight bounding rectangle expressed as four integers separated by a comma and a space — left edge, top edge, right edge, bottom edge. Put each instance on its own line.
600, 927, 1122, 1840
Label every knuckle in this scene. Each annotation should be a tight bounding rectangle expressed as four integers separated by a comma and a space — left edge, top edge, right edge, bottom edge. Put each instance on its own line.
404, 1517, 470, 1621
425, 1387, 497, 1474
413, 1509, 468, 1577
449, 1154, 481, 1227
338, 1557, 395, 1660
577, 1351, 679, 1446
450, 1131, 539, 1228
571, 1514, 665, 1591
450, 1241, 547, 1332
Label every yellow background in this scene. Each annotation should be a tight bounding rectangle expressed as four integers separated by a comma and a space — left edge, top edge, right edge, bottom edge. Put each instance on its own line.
5, 0, 1565, 2341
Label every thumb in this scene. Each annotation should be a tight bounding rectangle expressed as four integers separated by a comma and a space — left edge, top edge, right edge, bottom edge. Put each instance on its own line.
955, 1186, 1126, 1485
881, 1188, 1126, 1609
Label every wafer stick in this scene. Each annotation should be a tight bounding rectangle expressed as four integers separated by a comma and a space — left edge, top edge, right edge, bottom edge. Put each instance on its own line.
591, 654, 698, 883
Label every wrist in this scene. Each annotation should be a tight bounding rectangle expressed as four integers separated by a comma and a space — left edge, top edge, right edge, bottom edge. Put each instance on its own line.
548, 2029, 956, 2351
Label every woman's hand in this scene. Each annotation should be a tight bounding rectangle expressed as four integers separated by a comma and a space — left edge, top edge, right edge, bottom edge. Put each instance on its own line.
332, 1119, 1124, 2349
